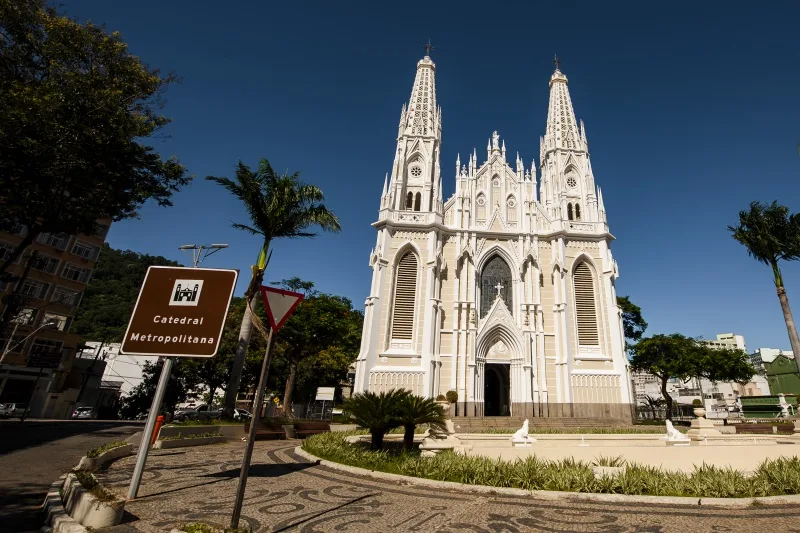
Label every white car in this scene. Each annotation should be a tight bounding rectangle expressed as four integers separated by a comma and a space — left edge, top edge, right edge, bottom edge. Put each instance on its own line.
0, 403, 26, 418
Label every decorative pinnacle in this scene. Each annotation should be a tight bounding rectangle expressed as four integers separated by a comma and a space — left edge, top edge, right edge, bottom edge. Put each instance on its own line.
423, 40, 434, 57
553, 54, 562, 71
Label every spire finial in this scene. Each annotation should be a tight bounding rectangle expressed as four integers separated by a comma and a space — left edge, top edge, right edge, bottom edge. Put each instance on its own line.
553, 54, 562, 72
423, 40, 434, 57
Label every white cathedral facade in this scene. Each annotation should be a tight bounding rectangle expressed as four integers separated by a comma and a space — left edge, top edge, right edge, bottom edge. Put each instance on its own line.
353, 52, 634, 420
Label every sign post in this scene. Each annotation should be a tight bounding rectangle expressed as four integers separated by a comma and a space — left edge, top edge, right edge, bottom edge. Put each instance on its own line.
230, 286, 303, 529
122, 266, 238, 500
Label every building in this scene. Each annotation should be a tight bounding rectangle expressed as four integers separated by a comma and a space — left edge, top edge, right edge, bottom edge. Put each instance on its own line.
0, 222, 110, 418
765, 354, 800, 395
699, 333, 747, 353
751, 348, 794, 375
353, 52, 632, 421
80, 341, 157, 397
631, 371, 663, 406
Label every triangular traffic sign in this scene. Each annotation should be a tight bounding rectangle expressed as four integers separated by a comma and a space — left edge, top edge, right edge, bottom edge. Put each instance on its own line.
259, 286, 304, 331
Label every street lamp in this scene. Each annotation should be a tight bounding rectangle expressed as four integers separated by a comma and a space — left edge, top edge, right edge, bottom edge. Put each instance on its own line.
178, 244, 229, 268
0, 318, 59, 366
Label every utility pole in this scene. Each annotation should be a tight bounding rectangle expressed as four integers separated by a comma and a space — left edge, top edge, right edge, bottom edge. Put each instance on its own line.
178, 244, 228, 268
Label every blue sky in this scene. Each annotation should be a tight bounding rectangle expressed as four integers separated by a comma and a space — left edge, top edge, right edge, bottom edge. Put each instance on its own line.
64, 1, 800, 351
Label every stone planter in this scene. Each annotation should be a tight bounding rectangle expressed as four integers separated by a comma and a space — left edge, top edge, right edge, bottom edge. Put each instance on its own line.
62, 472, 124, 529
77, 444, 133, 472
283, 424, 297, 439
153, 435, 227, 449
693, 407, 706, 418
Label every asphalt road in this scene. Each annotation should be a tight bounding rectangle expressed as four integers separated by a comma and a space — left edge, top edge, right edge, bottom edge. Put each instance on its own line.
0, 419, 142, 533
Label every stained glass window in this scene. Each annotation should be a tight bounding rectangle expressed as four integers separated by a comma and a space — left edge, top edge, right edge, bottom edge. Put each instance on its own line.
480, 256, 512, 317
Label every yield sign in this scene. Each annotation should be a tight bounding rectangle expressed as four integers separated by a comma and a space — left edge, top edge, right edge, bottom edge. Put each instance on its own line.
259, 286, 304, 331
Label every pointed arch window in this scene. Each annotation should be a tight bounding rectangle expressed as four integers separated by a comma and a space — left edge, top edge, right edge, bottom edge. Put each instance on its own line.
414, 192, 421, 211
573, 262, 599, 346
506, 196, 517, 223
575, 204, 581, 220
492, 175, 501, 207
480, 255, 513, 317
567, 203, 574, 221
391, 252, 418, 340
406, 192, 414, 210
476, 193, 486, 222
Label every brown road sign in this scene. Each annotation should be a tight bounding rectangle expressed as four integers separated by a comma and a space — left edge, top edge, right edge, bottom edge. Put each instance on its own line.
120, 266, 238, 358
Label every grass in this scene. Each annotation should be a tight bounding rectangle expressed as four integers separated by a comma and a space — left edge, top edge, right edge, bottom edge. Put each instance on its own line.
180, 523, 251, 533
72, 469, 118, 502
161, 432, 223, 441
85, 440, 127, 458
302, 432, 800, 498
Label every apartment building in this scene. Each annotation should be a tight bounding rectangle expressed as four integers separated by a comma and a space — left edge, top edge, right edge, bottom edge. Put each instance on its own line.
0, 221, 109, 418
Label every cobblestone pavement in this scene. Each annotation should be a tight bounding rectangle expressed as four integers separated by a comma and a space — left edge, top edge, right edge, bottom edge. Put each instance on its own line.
0, 420, 142, 533
96, 439, 800, 533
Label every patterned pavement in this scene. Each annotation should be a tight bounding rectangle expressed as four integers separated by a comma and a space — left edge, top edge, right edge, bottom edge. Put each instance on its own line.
97, 440, 800, 533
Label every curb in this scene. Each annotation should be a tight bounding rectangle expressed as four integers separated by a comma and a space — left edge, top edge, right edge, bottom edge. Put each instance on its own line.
41, 475, 87, 533
294, 447, 800, 508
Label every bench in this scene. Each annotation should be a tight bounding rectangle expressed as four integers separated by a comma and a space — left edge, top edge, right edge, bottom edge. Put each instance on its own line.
735, 423, 794, 435
294, 421, 331, 438
252, 422, 286, 440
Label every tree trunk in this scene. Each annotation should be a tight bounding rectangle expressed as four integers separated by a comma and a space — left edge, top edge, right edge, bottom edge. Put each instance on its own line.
0, 230, 37, 278
403, 424, 415, 451
282, 358, 298, 418
223, 291, 259, 418
661, 375, 673, 422
776, 286, 800, 361
371, 429, 384, 451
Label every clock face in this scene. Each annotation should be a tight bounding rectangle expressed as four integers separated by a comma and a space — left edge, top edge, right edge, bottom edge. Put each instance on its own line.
566, 176, 577, 189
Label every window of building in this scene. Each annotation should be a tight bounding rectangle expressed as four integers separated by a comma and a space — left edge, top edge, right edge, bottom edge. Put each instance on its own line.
506, 196, 517, 223
0, 334, 24, 354
51, 286, 82, 307
43, 312, 71, 332
480, 255, 513, 317
31, 255, 60, 274
38, 233, 69, 250
567, 203, 574, 221
12, 308, 37, 326
406, 192, 414, 210
19, 279, 49, 300
92, 224, 110, 240
476, 194, 486, 222
61, 263, 92, 283
0, 222, 28, 236
30, 338, 63, 355
414, 192, 421, 211
0, 241, 18, 263
390, 252, 418, 340
71, 241, 100, 261
573, 262, 599, 346
575, 204, 581, 220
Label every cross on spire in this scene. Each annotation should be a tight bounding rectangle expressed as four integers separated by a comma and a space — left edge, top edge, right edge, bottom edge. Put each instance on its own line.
494, 282, 504, 298
553, 54, 562, 71
423, 40, 434, 57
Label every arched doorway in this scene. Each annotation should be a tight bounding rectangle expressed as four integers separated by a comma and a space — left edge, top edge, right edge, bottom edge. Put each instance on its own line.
484, 363, 510, 416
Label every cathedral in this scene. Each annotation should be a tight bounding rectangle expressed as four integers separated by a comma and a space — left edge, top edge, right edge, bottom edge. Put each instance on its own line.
353, 51, 634, 421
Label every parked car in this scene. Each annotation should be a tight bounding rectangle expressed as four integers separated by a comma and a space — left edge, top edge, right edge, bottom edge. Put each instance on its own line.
234, 408, 252, 421
173, 404, 223, 422
72, 406, 98, 419
0, 403, 27, 418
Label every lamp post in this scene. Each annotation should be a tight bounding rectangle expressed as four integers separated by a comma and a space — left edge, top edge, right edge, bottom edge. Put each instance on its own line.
178, 244, 228, 268
0, 318, 58, 367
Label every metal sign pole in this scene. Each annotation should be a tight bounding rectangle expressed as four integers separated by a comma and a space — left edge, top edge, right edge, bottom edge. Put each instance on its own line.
127, 357, 173, 500
230, 327, 274, 529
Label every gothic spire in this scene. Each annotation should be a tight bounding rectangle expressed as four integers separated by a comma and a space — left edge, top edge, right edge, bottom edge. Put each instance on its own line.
401, 53, 437, 137
543, 61, 580, 153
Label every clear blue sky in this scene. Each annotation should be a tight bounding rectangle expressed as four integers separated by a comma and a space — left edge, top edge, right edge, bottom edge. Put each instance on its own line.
65, 1, 800, 352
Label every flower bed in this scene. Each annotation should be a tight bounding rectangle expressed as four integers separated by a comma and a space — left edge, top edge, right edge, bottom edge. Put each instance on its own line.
77, 441, 133, 471
62, 470, 125, 528
153, 432, 226, 449
302, 432, 800, 498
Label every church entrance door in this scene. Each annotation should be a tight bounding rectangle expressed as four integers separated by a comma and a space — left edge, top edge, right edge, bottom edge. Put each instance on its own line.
484, 363, 510, 416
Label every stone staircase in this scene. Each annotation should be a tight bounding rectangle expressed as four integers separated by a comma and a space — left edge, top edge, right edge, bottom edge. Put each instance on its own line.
450, 416, 630, 432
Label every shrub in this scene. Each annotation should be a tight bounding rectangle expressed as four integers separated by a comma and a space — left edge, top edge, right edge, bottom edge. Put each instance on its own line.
396, 395, 445, 450
86, 440, 126, 458
72, 469, 117, 502
181, 523, 252, 533
161, 432, 223, 441
342, 389, 409, 450
445, 390, 458, 404
692, 399, 703, 408
436, 394, 446, 401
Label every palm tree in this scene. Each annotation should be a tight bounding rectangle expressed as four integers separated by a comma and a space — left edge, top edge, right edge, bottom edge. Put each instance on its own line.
643, 395, 665, 421
207, 159, 340, 417
342, 389, 408, 450
728, 201, 800, 359
396, 395, 446, 451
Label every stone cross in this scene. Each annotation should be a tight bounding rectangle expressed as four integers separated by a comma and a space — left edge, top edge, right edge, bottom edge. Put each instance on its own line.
494, 282, 504, 298
553, 54, 561, 71
423, 40, 434, 56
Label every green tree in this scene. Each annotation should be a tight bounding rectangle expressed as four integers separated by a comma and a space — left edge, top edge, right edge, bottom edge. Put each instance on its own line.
630, 334, 697, 421
71, 245, 181, 341
342, 389, 408, 450
119, 359, 200, 419
206, 159, 340, 417
272, 283, 362, 414
643, 395, 666, 421
696, 346, 756, 386
728, 201, 800, 359
0, 0, 190, 277
396, 395, 446, 451
617, 296, 648, 351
